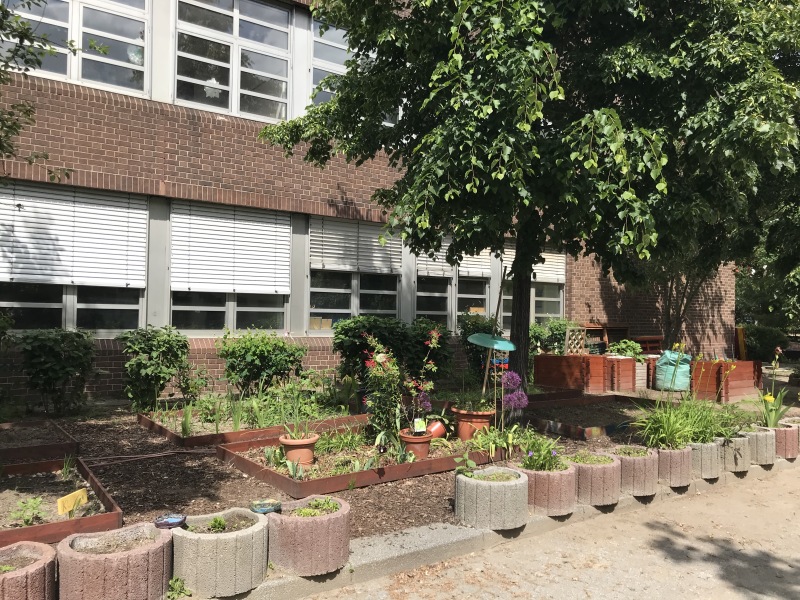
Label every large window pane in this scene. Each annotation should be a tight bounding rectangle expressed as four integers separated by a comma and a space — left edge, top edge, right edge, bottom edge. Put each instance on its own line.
241, 0, 289, 27
193, 0, 234, 9
361, 274, 396, 291
313, 41, 348, 66
177, 33, 230, 62
459, 279, 485, 296
236, 293, 283, 308
417, 296, 447, 312
310, 291, 350, 310
172, 291, 226, 307
313, 21, 347, 46
177, 80, 230, 107
312, 90, 334, 105
240, 21, 288, 50
310, 271, 351, 290
239, 94, 285, 119
36, 22, 70, 48
82, 59, 144, 90
418, 277, 448, 294
178, 1, 233, 33
178, 56, 230, 85
9, 0, 69, 22
240, 71, 286, 97
308, 312, 349, 330
535, 300, 561, 315
83, 8, 144, 40
83, 33, 144, 65
360, 293, 396, 312
0, 282, 62, 303
78, 286, 140, 305
457, 296, 486, 314
535, 283, 561, 298
236, 311, 283, 329
172, 310, 226, 329
109, 0, 146, 9
40, 51, 68, 74
241, 49, 286, 77
5, 307, 62, 329
77, 308, 139, 329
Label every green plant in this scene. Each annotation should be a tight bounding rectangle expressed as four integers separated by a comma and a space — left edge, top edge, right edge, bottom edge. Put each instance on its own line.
176, 363, 208, 404
11, 497, 44, 526
285, 459, 304, 480
458, 313, 501, 374
229, 399, 244, 432
363, 336, 403, 446
444, 389, 495, 412
167, 577, 192, 599
528, 321, 549, 355
566, 451, 614, 465
633, 401, 692, 449
472, 470, 518, 482
60, 454, 76, 480
607, 339, 645, 362
540, 319, 580, 354
519, 432, 566, 471
0, 310, 13, 348
217, 329, 306, 397
305, 496, 339, 514
471, 425, 517, 457
263, 445, 285, 467
613, 445, 650, 457
208, 516, 226, 533
316, 429, 365, 454
454, 451, 477, 477
14, 329, 95, 414
742, 324, 789, 361
181, 402, 194, 438
117, 326, 189, 411
755, 353, 792, 428
0, 565, 14, 574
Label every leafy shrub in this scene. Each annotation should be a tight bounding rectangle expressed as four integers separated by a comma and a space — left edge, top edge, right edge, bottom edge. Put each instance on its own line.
518, 430, 566, 471
117, 326, 189, 411
15, 329, 95, 414
528, 321, 549, 354
633, 401, 692, 449
176, 363, 208, 404
540, 318, 580, 354
742, 324, 788, 361
217, 329, 306, 397
607, 339, 644, 361
333, 316, 451, 383
458, 313, 501, 374
0, 310, 13, 347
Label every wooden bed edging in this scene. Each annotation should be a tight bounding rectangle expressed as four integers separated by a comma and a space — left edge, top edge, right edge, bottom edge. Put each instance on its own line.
0, 458, 123, 547
0, 420, 80, 462
137, 412, 368, 448
217, 436, 495, 499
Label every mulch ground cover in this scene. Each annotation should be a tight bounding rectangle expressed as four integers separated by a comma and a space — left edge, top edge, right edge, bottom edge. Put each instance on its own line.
0, 421, 71, 449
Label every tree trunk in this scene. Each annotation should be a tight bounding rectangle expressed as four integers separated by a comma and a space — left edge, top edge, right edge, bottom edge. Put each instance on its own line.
509, 259, 533, 389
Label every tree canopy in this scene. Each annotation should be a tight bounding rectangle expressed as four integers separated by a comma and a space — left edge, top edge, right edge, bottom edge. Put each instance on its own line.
261, 0, 800, 373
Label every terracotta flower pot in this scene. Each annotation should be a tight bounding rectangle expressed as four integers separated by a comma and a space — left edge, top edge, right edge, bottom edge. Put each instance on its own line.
399, 429, 432, 460
426, 420, 447, 439
451, 407, 495, 441
279, 433, 320, 466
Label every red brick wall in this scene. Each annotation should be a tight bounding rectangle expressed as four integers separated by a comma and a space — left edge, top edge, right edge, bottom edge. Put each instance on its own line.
1, 74, 396, 223
565, 254, 736, 356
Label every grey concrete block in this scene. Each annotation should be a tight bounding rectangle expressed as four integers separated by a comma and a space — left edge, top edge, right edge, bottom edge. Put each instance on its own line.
746, 429, 776, 465
455, 467, 528, 530
572, 455, 621, 506
690, 442, 721, 480
0, 541, 56, 600
617, 449, 658, 497
173, 507, 268, 598
658, 447, 692, 487
716, 436, 751, 473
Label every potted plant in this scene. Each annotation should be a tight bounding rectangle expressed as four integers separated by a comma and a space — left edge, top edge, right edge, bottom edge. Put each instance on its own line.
612, 445, 658, 497
449, 390, 496, 441
278, 382, 320, 467
565, 451, 621, 506
397, 329, 442, 460
756, 352, 799, 460
633, 401, 692, 487
515, 431, 576, 516
172, 508, 268, 598
0, 541, 56, 600
268, 495, 350, 576
454, 460, 528, 530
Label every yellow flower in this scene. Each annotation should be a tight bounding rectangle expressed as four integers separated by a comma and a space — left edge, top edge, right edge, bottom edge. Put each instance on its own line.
764, 394, 775, 403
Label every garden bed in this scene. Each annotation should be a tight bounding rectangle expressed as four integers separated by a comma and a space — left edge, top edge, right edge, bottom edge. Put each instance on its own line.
0, 421, 79, 462
0, 458, 122, 546
520, 396, 646, 440
137, 412, 367, 448
218, 433, 496, 498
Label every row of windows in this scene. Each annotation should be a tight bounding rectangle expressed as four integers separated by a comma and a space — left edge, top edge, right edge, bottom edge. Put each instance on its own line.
8, 0, 349, 122
0, 278, 563, 335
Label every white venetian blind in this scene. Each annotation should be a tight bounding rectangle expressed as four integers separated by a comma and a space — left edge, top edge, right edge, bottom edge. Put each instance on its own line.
309, 217, 402, 273
0, 182, 147, 287
416, 237, 453, 277
171, 201, 291, 294
501, 240, 566, 284
458, 248, 493, 278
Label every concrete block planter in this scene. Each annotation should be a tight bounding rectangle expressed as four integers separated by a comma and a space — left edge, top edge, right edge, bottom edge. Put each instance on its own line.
568, 454, 621, 506
689, 442, 721, 480
516, 464, 576, 517
614, 448, 657, 497
775, 422, 800, 459
0, 542, 56, 600
269, 496, 350, 577
715, 435, 751, 473
173, 508, 268, 597
745, 429, 776, 466
455, 467, 528, 530
657, 447, 692, 487
57, 523, 172, 600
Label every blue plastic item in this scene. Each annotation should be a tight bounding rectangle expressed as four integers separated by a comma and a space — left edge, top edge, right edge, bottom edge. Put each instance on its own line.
654, 350, 691, 391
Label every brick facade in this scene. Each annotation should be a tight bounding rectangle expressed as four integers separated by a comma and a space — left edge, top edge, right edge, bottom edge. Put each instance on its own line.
2, 74, 395, 224
565, 254, 736, 356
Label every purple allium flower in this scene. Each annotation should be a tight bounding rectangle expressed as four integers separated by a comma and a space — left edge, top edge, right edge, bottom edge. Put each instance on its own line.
501, 370, 522, 390
418, 391, 432, 412
504, 389, 529, 410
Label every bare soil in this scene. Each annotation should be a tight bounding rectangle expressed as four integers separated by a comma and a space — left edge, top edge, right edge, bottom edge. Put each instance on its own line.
187, 514, 255, 534
524, 399, 646, 427
0, 555, 36, 571
0, 470, 103, 529
0, 421, 70, 449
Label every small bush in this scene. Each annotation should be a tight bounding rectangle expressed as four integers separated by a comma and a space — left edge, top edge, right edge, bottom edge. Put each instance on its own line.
607, 339, 644, 360
528, 321, 549, 354
218, 330, 306, 397
540, 318, 580, 354
15, 329, 95, 414
117, 326, 189, 411
742, 324, 788, 361
407, 317, 452, 376
458, 313, 501, 375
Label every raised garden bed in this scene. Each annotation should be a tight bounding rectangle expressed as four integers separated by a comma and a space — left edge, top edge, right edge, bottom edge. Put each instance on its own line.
138, 411, 367, 448
0, 421, 79, 462
0, 458, 122, 546
691, 360, 760, 403
533, 355, 614, 393
218, 431, 496, 498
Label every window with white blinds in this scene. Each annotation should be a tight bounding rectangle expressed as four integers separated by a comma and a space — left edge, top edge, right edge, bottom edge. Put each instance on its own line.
309, 217, 402, 273
501, 241, 566, 284
171, 201, 291, 294
0, 182, 147, 288
458, 248, 493, 278
416, 237, 453, 277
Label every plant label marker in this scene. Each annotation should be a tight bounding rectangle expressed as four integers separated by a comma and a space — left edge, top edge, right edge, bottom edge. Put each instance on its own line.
413, 418, 427, 433
57, 489, 87, 516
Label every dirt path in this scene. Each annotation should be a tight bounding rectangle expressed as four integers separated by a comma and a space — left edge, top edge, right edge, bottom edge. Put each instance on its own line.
315, 467, 800, 599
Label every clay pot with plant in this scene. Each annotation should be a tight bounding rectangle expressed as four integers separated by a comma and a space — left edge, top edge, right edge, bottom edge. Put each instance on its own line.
278, 383, 320, 467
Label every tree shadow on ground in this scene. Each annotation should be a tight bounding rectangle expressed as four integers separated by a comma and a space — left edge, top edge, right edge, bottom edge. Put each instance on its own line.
644, 520, 800, 598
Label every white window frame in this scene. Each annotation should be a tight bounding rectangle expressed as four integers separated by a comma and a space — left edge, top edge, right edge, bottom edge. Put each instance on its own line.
310, 18, 347, 104
307, 270, 399, 333
7, 0, 152, 98
456, 276, 489, 325
170, 290, 288, 337
358, 273, 399, 317
415, 275, 451, 328
501, 281, 565, 331
174, 0, 292, 122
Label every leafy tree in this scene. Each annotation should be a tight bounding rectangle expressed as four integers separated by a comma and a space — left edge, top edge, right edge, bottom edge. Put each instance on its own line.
261, 0, 799, 382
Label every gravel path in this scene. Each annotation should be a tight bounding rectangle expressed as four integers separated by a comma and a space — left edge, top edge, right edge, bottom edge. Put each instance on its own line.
314, 466, 800, 599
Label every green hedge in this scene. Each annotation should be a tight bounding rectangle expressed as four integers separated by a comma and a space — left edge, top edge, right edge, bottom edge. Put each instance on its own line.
742, 324, 788, 361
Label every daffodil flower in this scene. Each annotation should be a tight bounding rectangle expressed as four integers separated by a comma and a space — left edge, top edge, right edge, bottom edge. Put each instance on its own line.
764, 394, 775, 403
